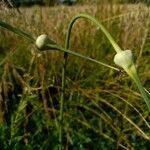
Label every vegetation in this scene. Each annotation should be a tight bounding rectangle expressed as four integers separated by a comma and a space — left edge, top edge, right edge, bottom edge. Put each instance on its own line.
0, 3, 150, 150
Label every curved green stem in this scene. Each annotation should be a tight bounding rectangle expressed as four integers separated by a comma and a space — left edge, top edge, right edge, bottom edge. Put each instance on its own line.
0, 20, 119, 71
65, 14, 149, 111
66, 14, 122, 53
59, 14, 122, 148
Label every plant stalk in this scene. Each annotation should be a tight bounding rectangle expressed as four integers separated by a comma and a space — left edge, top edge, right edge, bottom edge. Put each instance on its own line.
66, 14, 122, 53
59, 27, 70, 150
47, 44, 119, 71
125, 65, 150, 111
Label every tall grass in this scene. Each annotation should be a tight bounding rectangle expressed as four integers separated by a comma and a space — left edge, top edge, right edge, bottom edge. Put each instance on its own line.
0, 3, 150, 149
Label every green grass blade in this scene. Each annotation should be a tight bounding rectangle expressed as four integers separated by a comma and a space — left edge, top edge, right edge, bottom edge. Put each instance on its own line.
0, 20, 35, 42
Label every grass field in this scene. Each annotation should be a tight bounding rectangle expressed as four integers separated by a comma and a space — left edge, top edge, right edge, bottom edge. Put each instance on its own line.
0, 3, 150, 149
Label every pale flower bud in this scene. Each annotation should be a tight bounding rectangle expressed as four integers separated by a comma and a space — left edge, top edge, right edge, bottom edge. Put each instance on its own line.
114, 50, 133, 69
35, 34, 56, 50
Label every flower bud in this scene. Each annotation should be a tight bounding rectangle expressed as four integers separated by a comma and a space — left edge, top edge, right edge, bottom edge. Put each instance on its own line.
114, 50, 133, 69
35, 34, 56, 50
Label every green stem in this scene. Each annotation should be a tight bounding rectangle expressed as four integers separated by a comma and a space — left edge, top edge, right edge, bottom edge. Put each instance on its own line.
58, 14, 121, 149
0, 20, 119, 71
59, 59, 66, 150
59, 34, 69, 150
47, 44, 119, 71
126, 65, 150, 111
66, 14, 122, 53
135, 78, 150, 111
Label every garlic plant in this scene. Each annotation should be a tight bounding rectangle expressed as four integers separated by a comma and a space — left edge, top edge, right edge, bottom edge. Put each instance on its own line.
64, 14, 150, 111
35, 34, 119, 71
114, 50, 150, 111
0, 15, 149, 110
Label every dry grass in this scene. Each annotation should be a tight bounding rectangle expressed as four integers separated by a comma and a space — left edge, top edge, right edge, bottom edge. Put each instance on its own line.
1, 4, 150, 45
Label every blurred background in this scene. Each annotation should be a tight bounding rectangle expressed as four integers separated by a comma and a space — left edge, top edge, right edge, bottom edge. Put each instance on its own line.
2, 0, 150, 7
